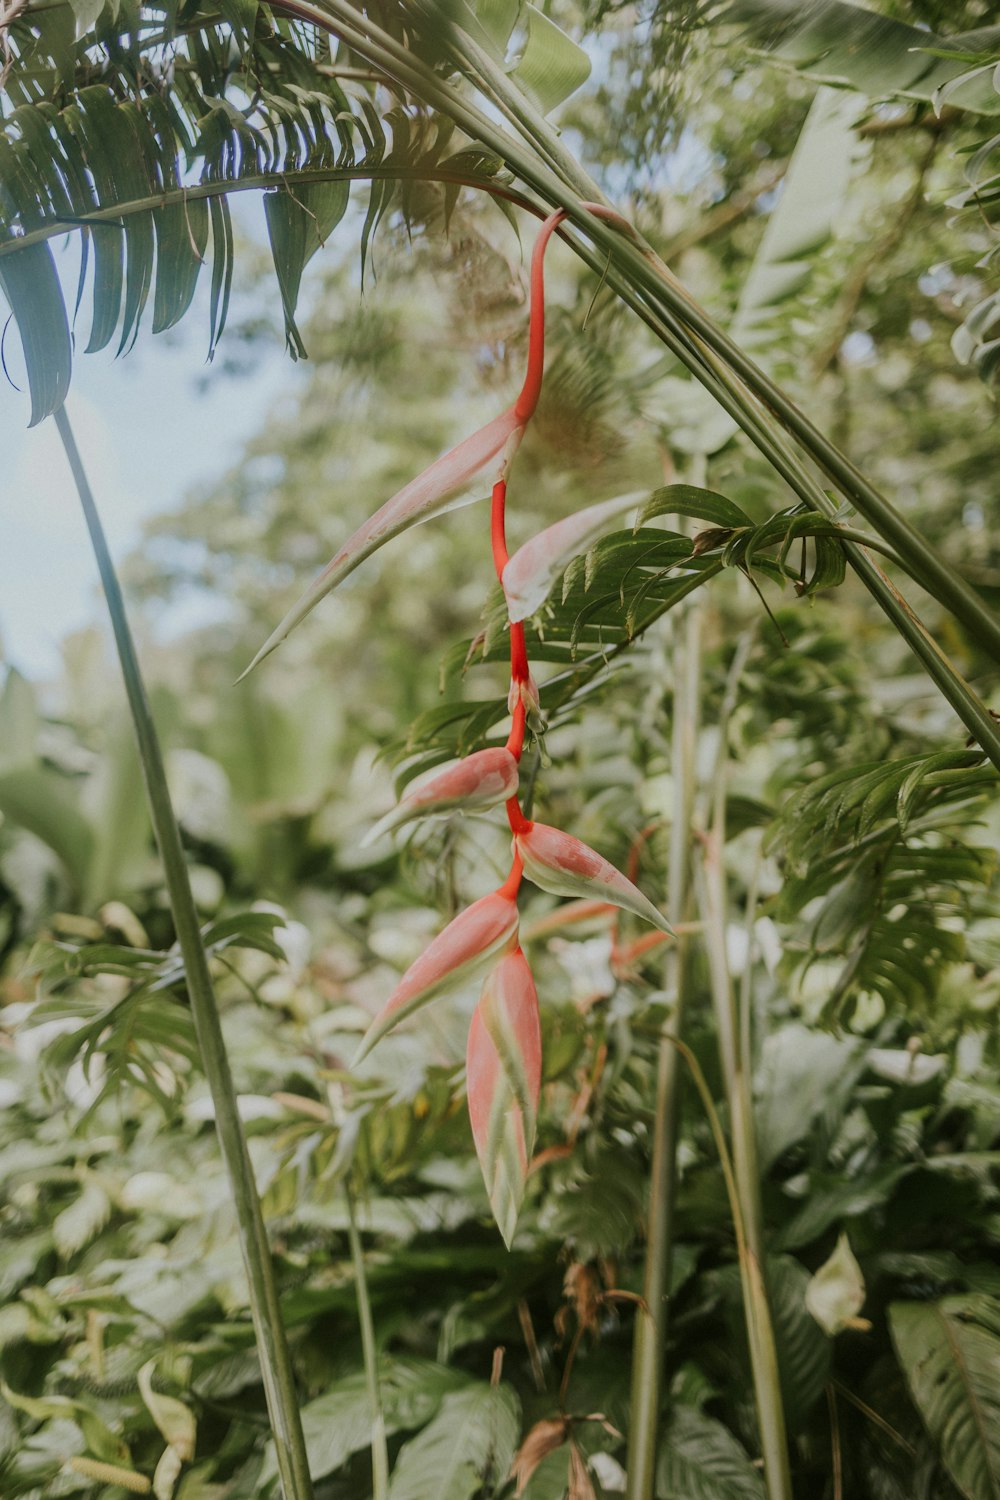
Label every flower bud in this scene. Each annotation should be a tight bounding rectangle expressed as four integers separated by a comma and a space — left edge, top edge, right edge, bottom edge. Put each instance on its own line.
364, 748, 519, 845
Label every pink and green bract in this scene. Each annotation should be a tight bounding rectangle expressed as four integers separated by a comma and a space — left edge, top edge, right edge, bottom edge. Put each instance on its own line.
255, 205, 671, 1242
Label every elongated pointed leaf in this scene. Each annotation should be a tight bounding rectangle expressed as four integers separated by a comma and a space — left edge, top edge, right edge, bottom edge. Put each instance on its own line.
354, 888, 520, 1063
467, 949, 541, 1245
517, 822, 671, 933
502, 491, 644, 623
365, 747, 519, 845
264, 179, 350, 357
0, 243, 72, 426
243, 407, 523, 676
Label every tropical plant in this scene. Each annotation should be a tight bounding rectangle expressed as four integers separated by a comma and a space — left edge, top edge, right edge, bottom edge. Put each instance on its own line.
2, 2, 1000, 1500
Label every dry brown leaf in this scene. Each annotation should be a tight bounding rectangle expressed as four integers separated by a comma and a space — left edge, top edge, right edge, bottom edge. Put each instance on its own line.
568, 1441, 597, 1500
511, 1417, 569, 1497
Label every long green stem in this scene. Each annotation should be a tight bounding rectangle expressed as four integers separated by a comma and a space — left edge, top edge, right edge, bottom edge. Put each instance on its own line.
53, 406, 314, 1500
694, 637, 791, 1500
626, 577, 702, 1500
346, 1182, 389, 1500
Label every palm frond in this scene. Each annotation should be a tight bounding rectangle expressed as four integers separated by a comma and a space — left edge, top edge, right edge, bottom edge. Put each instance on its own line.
0, 17, 510, 421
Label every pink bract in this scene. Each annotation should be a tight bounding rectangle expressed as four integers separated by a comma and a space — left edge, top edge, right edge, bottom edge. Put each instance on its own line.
516, 822, 672, 934
467, 948, 541, 1247
353, 886, 520, 1063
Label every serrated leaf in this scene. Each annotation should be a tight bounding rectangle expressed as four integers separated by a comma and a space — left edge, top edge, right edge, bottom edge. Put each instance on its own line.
388, 1383, 521, 1500
890, 1296, 1000, 1500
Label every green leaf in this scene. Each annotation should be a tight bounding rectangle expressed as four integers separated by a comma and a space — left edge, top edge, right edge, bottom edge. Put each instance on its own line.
0, 766, 95, 890
0, 242, 72, 426
656, 1406, 765, 1499
261, 1358, 470, 1484
264, 180, 350, 357
0, 668, 39, 772
890, 1296, 1000, 1500
388, 1383, 520, 1500
768, 1255, 832, 1429
508, 4, 591, 115
52, 1180, 112, 1258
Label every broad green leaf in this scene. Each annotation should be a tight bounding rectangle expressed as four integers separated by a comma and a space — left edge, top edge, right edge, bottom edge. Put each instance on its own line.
509, 5, 592, 115
0, 243, 72, 426
766, 1255, 831, 1430
656, 1406, 764, 1500
890, 1296, 1000, 1500
0, 766, 95, 890
261, 1359, 469, 1484
388, 1383, 520, 1500
52, 1180, 112, 1258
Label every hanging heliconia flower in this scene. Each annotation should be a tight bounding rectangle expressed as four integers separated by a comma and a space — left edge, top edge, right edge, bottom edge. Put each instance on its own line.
252, 203, 670, 1241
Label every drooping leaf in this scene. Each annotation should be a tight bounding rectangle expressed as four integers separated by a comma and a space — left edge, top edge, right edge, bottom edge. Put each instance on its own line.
890, 1296, 1000, 1500
467, 948, 541, 1246
264, 179, 350, 357
0, 242, 72, 425
242, 406, 523, 676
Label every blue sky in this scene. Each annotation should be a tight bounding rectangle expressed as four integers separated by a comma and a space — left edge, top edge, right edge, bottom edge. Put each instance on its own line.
0, 212, 295, 681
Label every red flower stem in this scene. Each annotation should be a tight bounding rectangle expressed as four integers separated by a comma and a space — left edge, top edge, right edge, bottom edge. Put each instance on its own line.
498, 208, 630, 842
499, 849, 525, 898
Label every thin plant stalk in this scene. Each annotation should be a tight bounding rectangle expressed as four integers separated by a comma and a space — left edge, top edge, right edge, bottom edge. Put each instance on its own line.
694, 636, 791, 1500
53, 405, 314, 1500
346, 1181, 389, 1500
625, 588, 702, 1500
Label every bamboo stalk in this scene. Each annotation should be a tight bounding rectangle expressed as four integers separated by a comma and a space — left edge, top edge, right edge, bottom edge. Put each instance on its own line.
54, 406, 314, 1500
626, 556, 703, 1499
694, 637, 791, 1500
